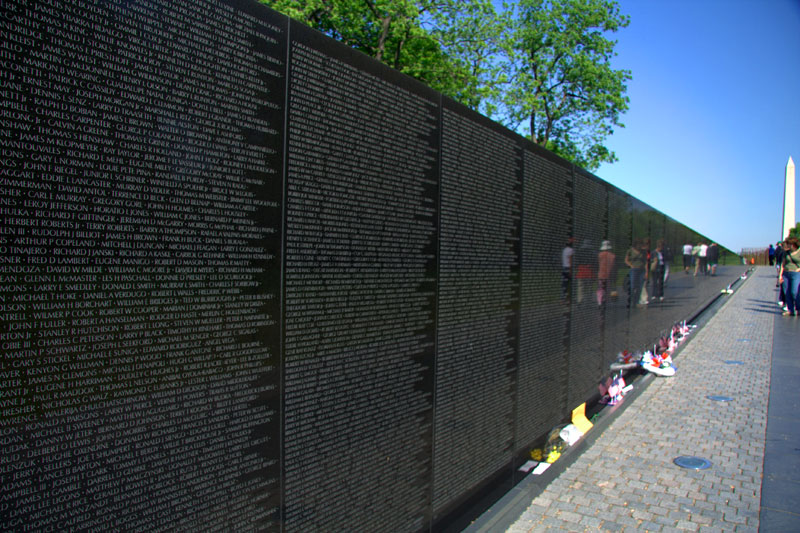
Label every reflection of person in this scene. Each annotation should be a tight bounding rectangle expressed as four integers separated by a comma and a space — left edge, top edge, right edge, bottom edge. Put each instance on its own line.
597, 240, 615, 307
575, 240, 594, 304
691, 243, 701, 274
778, 237, 800, 316
561, 237, 574, 303
624, 239, 647, 308
662, 242, 672, 286
700, 243, 709, 275
641, 239, 652, 305
706, 243, 719, 275
683, 242, 693, 274
695, 242, 708, 276
768, 244, 775, 266
650, 240, 666, 301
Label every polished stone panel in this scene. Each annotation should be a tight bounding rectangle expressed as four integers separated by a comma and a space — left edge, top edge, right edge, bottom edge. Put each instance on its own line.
0, 1, 741, 530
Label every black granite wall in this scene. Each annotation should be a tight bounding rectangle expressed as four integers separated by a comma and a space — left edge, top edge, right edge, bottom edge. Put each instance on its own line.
0, 1, 739, 531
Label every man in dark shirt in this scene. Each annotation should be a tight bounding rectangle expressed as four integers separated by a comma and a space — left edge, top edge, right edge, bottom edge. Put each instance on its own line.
776, 241, 785, 306
706, 243, 719, 276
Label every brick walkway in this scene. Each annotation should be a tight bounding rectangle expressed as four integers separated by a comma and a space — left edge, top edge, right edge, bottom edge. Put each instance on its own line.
504, 267, 778, 532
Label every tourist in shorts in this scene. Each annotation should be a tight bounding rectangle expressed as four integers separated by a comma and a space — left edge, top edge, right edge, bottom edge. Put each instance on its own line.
682, 242, 693, 273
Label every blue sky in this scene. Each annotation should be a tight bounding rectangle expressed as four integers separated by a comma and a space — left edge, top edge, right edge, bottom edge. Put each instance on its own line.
593, 0, 800, 252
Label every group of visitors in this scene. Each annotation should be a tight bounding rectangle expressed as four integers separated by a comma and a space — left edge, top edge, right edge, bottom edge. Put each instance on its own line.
560, 235, 798, 317
774, 238, 800, 316
681, 242, 719, 276
623, 238, 671, 308
561, 237, 729, 311
561, 237, 671, 309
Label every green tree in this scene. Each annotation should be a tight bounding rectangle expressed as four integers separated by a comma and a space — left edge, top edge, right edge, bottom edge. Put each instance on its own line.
789, 222, 800, 239
265, 0, 430, 66
500, 0, 631, 170
423, 1, 508, 112
264, 0, 632, 171
264, 0, 503, 109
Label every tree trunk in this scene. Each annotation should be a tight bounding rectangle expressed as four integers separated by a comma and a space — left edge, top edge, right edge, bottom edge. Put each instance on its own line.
394, 28, 410, 69
376, 16, 392, 61
530, 112, 536, 143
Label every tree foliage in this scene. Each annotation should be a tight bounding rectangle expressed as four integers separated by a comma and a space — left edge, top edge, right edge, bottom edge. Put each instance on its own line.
501, 0, 631, 170
263, 0, 503, 108
264, 0, 631, 171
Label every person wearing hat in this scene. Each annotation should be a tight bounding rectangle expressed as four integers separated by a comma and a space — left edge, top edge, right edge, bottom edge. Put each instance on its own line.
597, 240, 616, 307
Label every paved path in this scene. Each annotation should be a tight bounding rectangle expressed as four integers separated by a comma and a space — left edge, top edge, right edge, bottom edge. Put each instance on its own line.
760, 282, 800, 530
481, 266, 798, 532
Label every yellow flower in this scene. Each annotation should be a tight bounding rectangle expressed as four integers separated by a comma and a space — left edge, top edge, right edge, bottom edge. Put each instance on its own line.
546, 451, 561, 463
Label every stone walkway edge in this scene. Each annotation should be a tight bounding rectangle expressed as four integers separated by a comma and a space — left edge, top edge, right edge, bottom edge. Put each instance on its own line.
467, 267, 771, 532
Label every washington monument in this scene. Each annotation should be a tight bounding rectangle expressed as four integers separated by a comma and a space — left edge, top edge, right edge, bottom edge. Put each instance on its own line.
783, 157, 796, 240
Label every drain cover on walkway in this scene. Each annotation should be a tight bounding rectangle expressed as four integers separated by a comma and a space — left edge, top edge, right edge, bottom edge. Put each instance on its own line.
673, 456, 712, 470
723, 360, 745, 365
706, 395, 734, 402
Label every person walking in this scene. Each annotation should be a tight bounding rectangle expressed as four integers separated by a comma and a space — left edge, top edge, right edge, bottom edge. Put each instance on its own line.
597, 240, 616, 307
776, 241, 786, 308
706, 243, 719, 276
697, 242, 709, 275
768, 243, 775, 266
692, 243, 701, 275
662, 242, 672, 286
778, 237, 800, 316
683, 242, 693, 274
625, 239, 647, 308
650, 240, 666, 301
